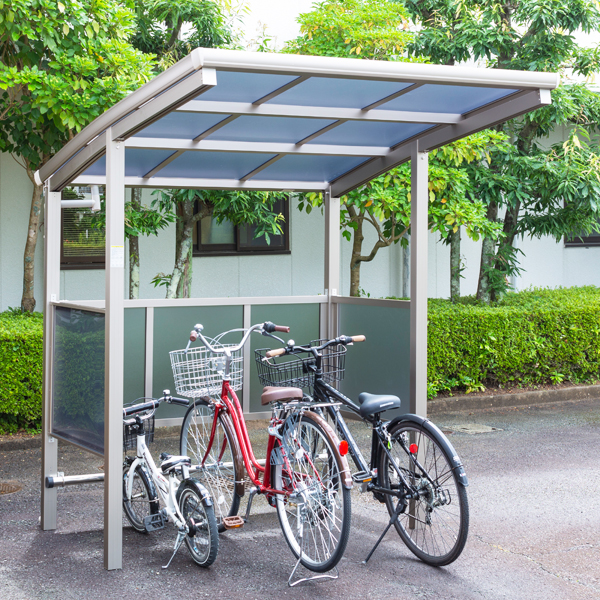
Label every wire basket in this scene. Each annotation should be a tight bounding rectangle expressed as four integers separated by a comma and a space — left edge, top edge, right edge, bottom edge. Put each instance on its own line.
254, 340, 346, 392
170, 344, 243, 398
123, 415, 155, 451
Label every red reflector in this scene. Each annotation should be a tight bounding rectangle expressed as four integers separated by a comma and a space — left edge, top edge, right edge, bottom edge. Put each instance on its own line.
409, 443, 418, 454
339, 440, 349, 456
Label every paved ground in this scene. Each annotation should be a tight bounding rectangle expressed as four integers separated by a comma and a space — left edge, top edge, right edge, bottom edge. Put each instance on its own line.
1, 398, 599, 600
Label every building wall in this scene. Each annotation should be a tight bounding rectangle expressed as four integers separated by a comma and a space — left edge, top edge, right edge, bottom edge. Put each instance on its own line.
2, 150, 600, 312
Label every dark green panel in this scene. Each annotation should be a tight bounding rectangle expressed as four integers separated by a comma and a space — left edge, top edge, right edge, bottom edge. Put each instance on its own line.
153, 305, 243, 419
250, 304, 320, 413
338, 303, 410, 416
124, 308, 146, 405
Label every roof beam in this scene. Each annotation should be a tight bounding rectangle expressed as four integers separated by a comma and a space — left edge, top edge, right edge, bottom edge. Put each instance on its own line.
71, 174, 328, 192
252, 75, 309, 105
360, 83, 424, 111
330, 89, 551, 197
177, 100, 461, 125
124, 137, 386, 157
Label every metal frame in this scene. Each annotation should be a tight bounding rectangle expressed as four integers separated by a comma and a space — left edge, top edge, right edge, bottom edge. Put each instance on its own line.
35, 48, 558, 571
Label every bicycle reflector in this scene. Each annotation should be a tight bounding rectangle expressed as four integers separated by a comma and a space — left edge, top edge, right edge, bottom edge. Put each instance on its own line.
339, 440, 349, 456
409, 443, 418, 454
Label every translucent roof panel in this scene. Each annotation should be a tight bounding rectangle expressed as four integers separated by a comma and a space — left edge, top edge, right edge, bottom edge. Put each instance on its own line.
196, 70, 299, 103
132, 112, 230, 140
268, 77, 414, 109
82, 149, 176, 178
252, 155, 370, 182
378, 84, 517, 114
306, 121, 436, 148
158, 151, 277, 180
206, 115, 336, 144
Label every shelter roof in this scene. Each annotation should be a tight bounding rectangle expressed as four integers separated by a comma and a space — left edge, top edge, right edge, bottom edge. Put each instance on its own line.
37, 49, 559, 197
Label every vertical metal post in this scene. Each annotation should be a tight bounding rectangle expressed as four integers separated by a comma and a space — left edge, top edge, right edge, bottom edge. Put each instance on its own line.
41, 183, 60, 530
410, 143, 428, 418
324, 190, 340, 339
104, 130, 125, 570
144, 307, 154, 398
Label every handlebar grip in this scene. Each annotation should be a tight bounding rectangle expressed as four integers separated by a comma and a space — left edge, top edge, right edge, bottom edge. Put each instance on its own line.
263, 321, 290, 334
265, 348, 286, 358
274, 325, 290, 333
123, 400, 158, 417
351, 335, 366, 342
189, 330, 198, 342
169, 397, 189, 407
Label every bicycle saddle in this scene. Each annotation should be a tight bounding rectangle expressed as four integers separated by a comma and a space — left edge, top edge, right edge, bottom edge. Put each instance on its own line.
261, 386, 303, 405
358, 392, 401, 418
160, 455, 192, 474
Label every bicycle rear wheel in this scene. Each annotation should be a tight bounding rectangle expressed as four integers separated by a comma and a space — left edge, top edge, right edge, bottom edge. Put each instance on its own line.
379, 421, 469, 566
272, 412, 351, 573
180, 399, 242, 532
177, 480, 219, 567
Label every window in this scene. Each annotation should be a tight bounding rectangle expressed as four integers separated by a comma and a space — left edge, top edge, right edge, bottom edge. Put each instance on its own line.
194, 197, 290, 256
61, 187, 105, 269
565, 223, 600, 247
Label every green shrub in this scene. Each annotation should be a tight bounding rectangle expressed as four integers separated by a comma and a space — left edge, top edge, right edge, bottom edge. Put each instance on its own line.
0, 311, 43, 432
428, 286, 600, 397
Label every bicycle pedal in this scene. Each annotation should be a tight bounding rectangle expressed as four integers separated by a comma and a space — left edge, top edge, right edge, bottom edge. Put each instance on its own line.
144, 512, 166, 532
222, 516, 244, 530
352, 470, 373, 484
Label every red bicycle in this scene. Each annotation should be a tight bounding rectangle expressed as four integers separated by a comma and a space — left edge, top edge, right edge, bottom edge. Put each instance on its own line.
173, 322, 353, 580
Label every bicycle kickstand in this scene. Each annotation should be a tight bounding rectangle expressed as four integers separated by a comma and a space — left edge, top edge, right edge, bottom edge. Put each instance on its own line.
163, 529, 186, 569
362, 499, 404, 564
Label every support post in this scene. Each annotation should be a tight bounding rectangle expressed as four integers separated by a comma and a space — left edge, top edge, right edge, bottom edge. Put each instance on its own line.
324, 190, 340, 339
410, 144, 428, 417
104, 130, 125, 570
41, 183, 60, 530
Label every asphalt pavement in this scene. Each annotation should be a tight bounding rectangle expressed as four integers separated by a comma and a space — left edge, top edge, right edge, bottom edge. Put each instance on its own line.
0, 398, 599, 600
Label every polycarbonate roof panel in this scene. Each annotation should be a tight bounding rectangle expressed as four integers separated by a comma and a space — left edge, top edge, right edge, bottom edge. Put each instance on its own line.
269, 77, 413, 109
196, 70, 299, 103
206, 115, 336, 144
253, 154, 370, 182
378, 84, 517, 114
158, 151, 277, 179
82, 149, 176, 177
307, 121, 436, 148
132, 112, 230, 140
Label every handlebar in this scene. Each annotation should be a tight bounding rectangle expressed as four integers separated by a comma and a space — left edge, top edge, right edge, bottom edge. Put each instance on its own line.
123, 391, 189, 419
265, 334, 366, 359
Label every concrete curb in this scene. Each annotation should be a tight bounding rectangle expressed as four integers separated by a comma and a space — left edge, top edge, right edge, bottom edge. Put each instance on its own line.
428, 383, 600, 415
3, 384, 600, 451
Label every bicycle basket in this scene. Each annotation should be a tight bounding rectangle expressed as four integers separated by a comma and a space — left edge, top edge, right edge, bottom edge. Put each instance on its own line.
123, 414, 155, 451
170, 344, 243, 398
254, 339, 346, 392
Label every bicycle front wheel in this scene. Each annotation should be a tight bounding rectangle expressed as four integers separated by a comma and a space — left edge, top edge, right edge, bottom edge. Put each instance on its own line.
122, 463, 158, 533
272, 412, 351, 573
180, 398, 242, 532
379, 421, 469, 566
177, 480, 219, 567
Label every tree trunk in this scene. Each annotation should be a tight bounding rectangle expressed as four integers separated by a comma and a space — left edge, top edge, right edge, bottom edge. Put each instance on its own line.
450, 228, 461, 302
349, 214, 365, 297
21, 180, 43, 312
402, 236, 410, 298
166, 199, 194, 299
476, 201, 498, 303
128, 188, 142, 300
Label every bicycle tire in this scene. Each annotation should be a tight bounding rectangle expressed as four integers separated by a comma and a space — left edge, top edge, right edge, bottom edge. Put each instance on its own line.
272, 411, 351, 573
177, 480, 219, 567
379, 421, 469, 566
180, 398, 242, 532
122, 463, 158, 533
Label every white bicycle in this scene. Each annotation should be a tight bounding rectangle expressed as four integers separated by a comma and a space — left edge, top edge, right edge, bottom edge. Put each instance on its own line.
122, 391, 219, 568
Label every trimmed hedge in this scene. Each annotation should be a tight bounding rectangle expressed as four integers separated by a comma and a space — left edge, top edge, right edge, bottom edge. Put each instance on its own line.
0, 311, 43, 432
428, 286, 600, 398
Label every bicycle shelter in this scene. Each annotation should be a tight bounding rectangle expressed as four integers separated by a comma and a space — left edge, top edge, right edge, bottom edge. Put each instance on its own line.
35, 48, 558, 570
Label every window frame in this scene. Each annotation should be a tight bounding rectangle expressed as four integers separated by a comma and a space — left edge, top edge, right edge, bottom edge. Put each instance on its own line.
193, 197, 290, 257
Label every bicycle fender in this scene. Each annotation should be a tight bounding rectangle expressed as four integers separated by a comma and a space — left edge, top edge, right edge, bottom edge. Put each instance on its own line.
177, 478, 214, 507
301, 411, 354, 490
387, 414, 469, 487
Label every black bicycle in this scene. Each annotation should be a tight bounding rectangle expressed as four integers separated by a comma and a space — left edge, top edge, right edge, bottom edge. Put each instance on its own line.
255, 334, 469, 567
